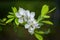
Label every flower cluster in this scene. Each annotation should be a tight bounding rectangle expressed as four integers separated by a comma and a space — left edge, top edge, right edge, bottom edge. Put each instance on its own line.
16, 7, 40, 35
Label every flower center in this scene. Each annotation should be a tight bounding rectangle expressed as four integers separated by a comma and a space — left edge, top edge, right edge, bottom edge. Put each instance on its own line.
22, 15, 24, 18
30, 23, 34, 28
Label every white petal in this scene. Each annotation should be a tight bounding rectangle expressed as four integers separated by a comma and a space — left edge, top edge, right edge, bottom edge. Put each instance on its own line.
28, 27, 34, 35
19, 8, 25, 12
27, 19, 35, 24
30, 18, 35, 21
30, 12, 35, 18
34, 23, 40, 28
28, 30, 34, 35
19, 8, 26, 15
25, 24, 30, 29
26, 10, 30, 17
31, 27, 35, 30
27, 20, 32, 24
16, 13, 21, 18
18, 18, 23, 23
24, 17, 27, 22
33, 20, 36, 23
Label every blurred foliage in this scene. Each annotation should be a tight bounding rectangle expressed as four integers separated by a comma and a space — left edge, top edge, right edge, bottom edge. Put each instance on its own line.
35, 33, 43, 40
0, 1, 56, 40
0, 4, 56, 40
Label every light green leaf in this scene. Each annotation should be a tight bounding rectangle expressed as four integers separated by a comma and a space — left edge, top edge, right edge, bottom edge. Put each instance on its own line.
37, 5, 49, 22
42, 21, 53, 25
35, 33, 43, 40
9, 12, 13, 15
43, 15, 50, 18
12, 7, 17, 13
15, 18, 19, 26
2, 18, 6, 22
7, 15, 14, 18
6, 18, 14, 24
37, 16, 43, 22
35, 31, 45, 34
37, 15, 50, 22
41, 5, 49, 17
48, 7, 56, 13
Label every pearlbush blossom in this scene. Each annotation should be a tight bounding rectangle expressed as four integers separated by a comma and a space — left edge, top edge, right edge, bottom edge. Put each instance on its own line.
25, 20, 40, 34
16, 8, 27, 23
16, 7, 40, 34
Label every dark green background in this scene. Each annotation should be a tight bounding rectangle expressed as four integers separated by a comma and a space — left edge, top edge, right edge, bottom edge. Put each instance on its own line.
0, 0, 60, 40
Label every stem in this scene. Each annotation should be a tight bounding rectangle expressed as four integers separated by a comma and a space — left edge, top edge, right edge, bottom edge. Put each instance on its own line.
48, 7, 56, 13
37, 17, 43, 23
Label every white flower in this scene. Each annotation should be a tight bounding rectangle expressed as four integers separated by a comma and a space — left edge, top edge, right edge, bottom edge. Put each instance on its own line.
16, 8, 26, 18
16, 7, 35, 24
28, 27, 35, 35
30, 12, 35, 18
26, 10, 35, 20
16, 8, 28, 23
25, 20, 40, 34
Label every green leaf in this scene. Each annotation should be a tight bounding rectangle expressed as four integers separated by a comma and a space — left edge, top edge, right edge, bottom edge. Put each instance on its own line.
15, 18, 19, 26
35, 29, 50, 34
37, 5, 49, 22
43, 15, 50, 18
7, 15, 14, 18
42, 21, 53, 25
41, 5, 49, 17
12, 7, 17, 13
2, 18, 6, 22
48, 7, 56, 13
6, 18, 14, 24
39, 23, 44, 26
37, 16, 43, 22
35, 31, 45, 34
37, 15, 50, 22
35, 33, 43, 40
9, 12, 13, 15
